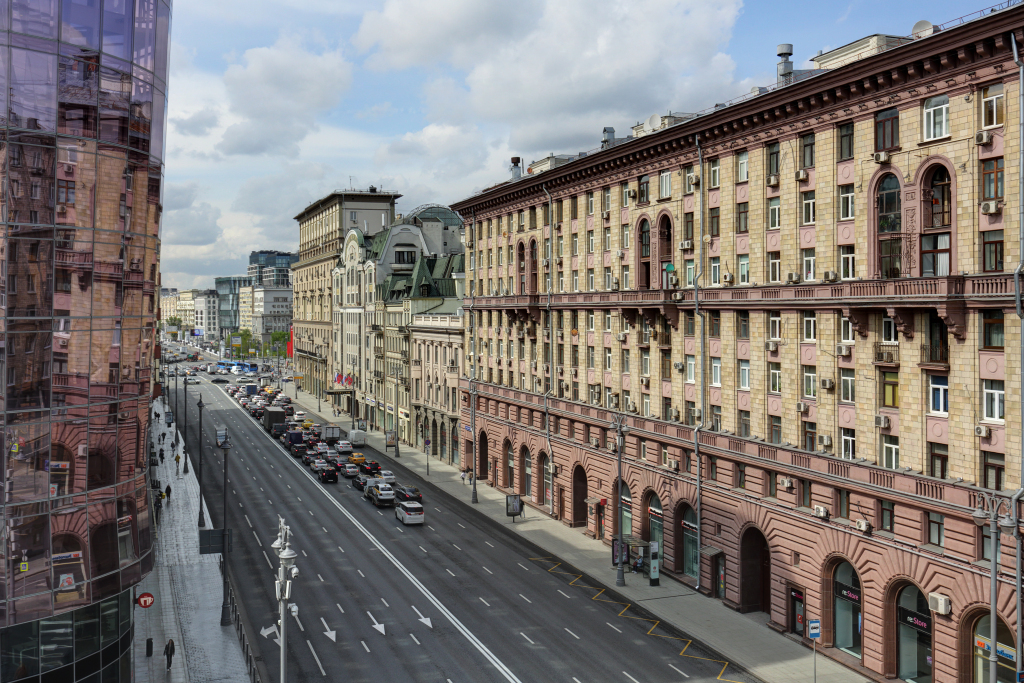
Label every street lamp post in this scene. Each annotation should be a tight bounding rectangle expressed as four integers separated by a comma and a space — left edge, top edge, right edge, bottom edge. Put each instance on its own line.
219, 435, 233, 626
182, 378, 189, 475
173, 369, 179, 450
270, 516, 298, 683
611, 414, 631, 588
197, 396, 206, 528
972, 493, 1016, 683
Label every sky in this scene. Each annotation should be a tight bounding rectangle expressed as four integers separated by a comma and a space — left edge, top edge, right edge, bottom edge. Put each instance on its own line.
160, 0, 989, 290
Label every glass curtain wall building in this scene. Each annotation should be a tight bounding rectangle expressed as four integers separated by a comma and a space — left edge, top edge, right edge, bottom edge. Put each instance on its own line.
0, 0, 170, 681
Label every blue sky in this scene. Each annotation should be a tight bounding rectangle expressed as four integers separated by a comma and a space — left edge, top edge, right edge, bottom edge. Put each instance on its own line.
160, 0, 990, 289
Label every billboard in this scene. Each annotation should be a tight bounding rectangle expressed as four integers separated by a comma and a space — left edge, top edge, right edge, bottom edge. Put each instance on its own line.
231, 335, 242, 346
192, 329, 203, 336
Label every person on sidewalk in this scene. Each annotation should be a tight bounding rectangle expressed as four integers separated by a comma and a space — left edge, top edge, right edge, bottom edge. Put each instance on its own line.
461, 471, 467, 484
163, 639, 175, 670
174, 454, 180, 477
165, 484, 172, 504
159, 448, 165, 465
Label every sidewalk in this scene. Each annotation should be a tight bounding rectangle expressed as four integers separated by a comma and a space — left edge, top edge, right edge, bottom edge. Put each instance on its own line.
288, 388, 868, 683
135, 395, 250, 683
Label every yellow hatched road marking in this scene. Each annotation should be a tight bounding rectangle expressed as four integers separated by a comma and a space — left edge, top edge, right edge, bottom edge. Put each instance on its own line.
528, 557, 744, 682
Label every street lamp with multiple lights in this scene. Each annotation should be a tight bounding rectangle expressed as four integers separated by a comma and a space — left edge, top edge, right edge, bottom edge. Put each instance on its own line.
270, 516, 298, 683
196, 395, 206, 528
610, 413, 631, 588
219, 434, 233, 626
971, 493, 1017, 683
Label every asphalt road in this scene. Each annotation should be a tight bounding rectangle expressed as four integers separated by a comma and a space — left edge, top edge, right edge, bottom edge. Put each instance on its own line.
165, 354, 758, 683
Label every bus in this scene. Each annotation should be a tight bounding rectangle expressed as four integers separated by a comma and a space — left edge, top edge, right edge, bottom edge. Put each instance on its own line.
241, 361, 259, 373
217, 361, 241, 372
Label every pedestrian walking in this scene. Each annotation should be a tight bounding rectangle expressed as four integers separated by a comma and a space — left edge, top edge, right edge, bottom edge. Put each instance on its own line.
159, 448, 164, 465
461, 471, 467, 485
163, 639, 175, 670
174, 454, 180, 477
164, 484, 172, 504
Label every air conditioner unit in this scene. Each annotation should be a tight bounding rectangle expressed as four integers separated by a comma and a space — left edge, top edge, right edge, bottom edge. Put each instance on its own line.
928, 592, 952, 615
813, 505, 829, 519
591, 437, 601, 448
557, 330, 564, 340
673, 361, 684, 371
616, 249, 624, 259
672, 292, 685, 301
855, 519, 872, 533
795, 169, 809, 182
980, 201, 1001, 215
975, 425, 992, 438
571, 368, 578, 377
820, 378, 835, 390
628, 402, 638, 413
666, 459, 679, 471
668, 275, 679, 286
873, 151, 891, 164
602, 211, 610, 220
874, 415, 890, 429
786, 272, 801, 284
543, 363, 550, 373
681, 239, 694, 250
611, 277, 620, 291
765, 341, 779, 352
556, 256, 563, 265
835, 344, 851, 357
687, 173, 700, 187
818, 434, 833, 447
689, 407, 701, 420
616, 332, 627, 342
466, 352, 473, 360
610, 395, 619, 408
541, 258, 550, 267
777, 476, 793, 489
628, 189, 637, 199
796, 401, 808, 413
766, 174, 780, 187
56, 204, 66, 214
823, 270, 839, 282
640, 377, 649, 387
671, 408, 681, 421
722, 273, 734, 285
57, 337, 68, 348
975, 130, 994, 146
531, 361, 537, 370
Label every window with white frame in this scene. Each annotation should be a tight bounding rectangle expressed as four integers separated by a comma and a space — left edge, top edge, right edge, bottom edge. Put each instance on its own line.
587, 191, 594, 215
642, 393, 651, 417
605, 311, 612, 331
803, 365, 817, 398
840, 245, 856, 280
769, 362, 782, 393
736, 151, 749, 182
621, 182, 630, 207
621, 225, 631, 250
605, 347, 612, 370
768, 311, 782, 340
930, 375, 949, 414
641, 349, 650, 376
983, 379, 1005, 421
982, 83, 1004, 128
923, 95, 950, 140
802, 191, 816, 224
685, 260, 695, 287
683, 165, 694, 193
841, 316, 855, 343
622, 266, 630, 289
768, 197, 781, 229
839, 184, 855, 220
803, 311, 817, 341
587, 311, 595, 331
841, 428, 856, 459
738, 254, 749, 284
768, 251, 781, 283
711, 357, 721, 386
659, 171, 671, 199
708, 159, 720, 188
802, 248, 816, 281
840, 368, 855, 402
587, 269, 594, 290
882, 316, 897, 343
882, 435, 900, 469
710, 257, 720, 285
739, 360, 750, 389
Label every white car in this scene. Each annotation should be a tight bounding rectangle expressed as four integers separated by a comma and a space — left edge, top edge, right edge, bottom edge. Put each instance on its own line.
379, 470, 396, 485
336, 441, 353, 454
293, 411, 306, 420
396, 502, 424, 525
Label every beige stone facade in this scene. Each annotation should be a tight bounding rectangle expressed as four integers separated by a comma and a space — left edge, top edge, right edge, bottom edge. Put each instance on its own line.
453, 11, 1024, 682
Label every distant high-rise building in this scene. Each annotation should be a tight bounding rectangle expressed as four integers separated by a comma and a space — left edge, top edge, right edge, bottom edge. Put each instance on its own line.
215, 275, 253, 337
248, 250, 299, 287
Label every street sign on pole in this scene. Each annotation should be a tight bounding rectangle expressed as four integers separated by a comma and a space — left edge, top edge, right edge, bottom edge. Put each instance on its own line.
808, 618, 820, 683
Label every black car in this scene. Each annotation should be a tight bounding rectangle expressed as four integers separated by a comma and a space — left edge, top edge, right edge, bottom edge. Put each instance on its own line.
318, 467, 338, 484
290, 443, 306, 457
352, 474, 370, 491
270, 423, 287, 438
360, 460, 382, 475
283, 406, 295, 416
254, 408, 265, 419
393, 484, 422, 503
302, 450, 317, 465
212, 377, 230, 384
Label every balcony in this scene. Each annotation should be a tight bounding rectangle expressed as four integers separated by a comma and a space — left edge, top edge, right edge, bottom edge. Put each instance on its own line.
920, 342, 949, 368
873, 342, 899, 366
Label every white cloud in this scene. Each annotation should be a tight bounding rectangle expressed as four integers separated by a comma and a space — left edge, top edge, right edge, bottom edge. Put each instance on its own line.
162, 182, 224, 246
172, 107, 220, 136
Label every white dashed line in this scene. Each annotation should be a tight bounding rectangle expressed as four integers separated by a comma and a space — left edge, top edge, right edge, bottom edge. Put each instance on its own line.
517, 563, 529, 571
338, 546, 345, 553
519, 594, 532, 604
485, 542, 494, 548
453, 544, 461, 551
317, 574, 324, 582
428, 525, 436, 531
336, 603, 345, 614
458, 523, 466, 529
322, 527, 328, 533
479, 597, 490, 607
434, 507, 441, 512
668, 663, 690, 678
558, 590, 571, 599
564, 628, 579, 640
381, 598, 389, 607
607, 622, 622, 633
361, 641, 370, 653
446, 569, 455, 576
623, 673, 640, 683
262, 551, 273, 569
419, 546, 427, 553
482, 566, 493, 574
410, 633, 420, 645
244, 515, 253, 528
396, 527, 404, 533
358, 570, 365, 578
520, 633, 535, 645
252, 531, 262, 547
302, 550, 308, 557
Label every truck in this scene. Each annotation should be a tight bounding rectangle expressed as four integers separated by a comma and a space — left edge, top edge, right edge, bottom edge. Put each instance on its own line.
262, 407, 287, 433
286, 430, 304, 448
347, 429, 366, 447
245, 384, 259, 396
322, 424, 343, 446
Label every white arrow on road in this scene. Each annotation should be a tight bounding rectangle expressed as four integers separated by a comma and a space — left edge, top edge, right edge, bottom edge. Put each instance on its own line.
411, 606, 432, 628
320, 617, 336, 642
260, 624, 280, 645
367, 611, 386, 635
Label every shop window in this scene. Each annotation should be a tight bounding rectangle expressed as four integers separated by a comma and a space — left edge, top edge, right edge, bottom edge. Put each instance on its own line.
833, 561, 862, 657
681, 506, 699, 578
897, 586, 933, 682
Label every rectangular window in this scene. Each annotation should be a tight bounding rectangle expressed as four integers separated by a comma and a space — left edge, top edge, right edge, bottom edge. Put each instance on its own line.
710, 257, 720, 285
875, 108, 899, 151
802, 191, 816, 225
587, 191, 594, 215
803, 366, 817, 398
708, 159, 720, 188
768, 197, 781, 229
769, 362, 782, 393
683, 165, 694, 194
880, 501, 895, 532
641, 349, 650, 376
803, 311, 817, 340
768, 252, 781, 283
767, 142, 780, 175
982, 158, 1004, 201
709, 207, 720, 237
929, 443, 948, 479
841, 428, 856, 460
621, 225, 631, 250
587, 230, 595, 253
603, 187, 611, 212
621, 349, 630, 374
738, 410, 751, 437
659, 171, 671, 199
604, 267, 612, 289
840, 245, 856, 280
839, 184, 855, 220
737, 311, 750, 339
983, 379, 1005, 421
924, 96, 950, 140
603, 226, 611, 251
799, 478, 812, 507
736, 202, 748, 233
684, 312, 695, 336
638, 175, 649, 203
983, 311, 1004, 349
921, 233, 951, 277
882, 371, 899, 408
983, 230, 1004, 273
711, 357, 721, 386
685, 355, 695, 382
685, 260, 695, 287
770, 415, 782, 444
930, 375, 949, 414
738, 254, 749, 284
572, 233, 578, 256
768, 311, 782, 340
605, 347, 612, 370
983, 451, 1005, 491
621, 182, 630, 207
840, 368, 856, 403
682, 212, 694, 241
587, 346, 595, 369
739, 360, 750, 389
802, 248, 816, 281
838, 122, 854, 160
837, 489, 851, 519
622, 266, 630, 289
801, 133, 815, 168
587, 269, 594, 290
736, 151, 749, 182
928, 512, 945, 547
982, 83, 1005, 128
882, 435, 900, 469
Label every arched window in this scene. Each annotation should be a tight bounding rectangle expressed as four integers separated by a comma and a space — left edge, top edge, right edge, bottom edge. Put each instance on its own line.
680, 506, 698, 577
929, 166, 952, 228
896, 585, 931, 682
973, 614, 1015, 682
517, 242, 526, 295
833, 562, 862, 658
506, 442, 515, 488
877, 174, 903, 279
646, 494, 663, 573
639, 220, 651, 258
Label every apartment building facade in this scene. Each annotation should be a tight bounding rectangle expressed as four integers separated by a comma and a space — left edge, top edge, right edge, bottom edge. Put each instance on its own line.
214, 275, 253, 338
252, 286, 293, 336
192, 289, 219, 345
453, 11, 1024, 682
409, 306, 465, 463
238, 285, 253, 332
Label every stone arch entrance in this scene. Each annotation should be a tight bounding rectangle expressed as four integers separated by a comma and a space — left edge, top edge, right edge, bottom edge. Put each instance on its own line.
477, 430, 488, 477
571, 465, 588, 528
517, 445, 530, 495
739, 526, 771, 614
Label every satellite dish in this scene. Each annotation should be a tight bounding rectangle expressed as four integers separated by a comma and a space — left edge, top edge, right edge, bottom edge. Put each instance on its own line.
643, 114, 660, 133
912, 20, 934, 38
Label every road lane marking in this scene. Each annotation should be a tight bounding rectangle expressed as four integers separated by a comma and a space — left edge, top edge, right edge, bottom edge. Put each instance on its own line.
336, 603, 345, 614
558, 590, 571, 599
301, 550, 308, 557
322, 527, 328, 533
518, 563, 529, 571
623, 674, 640, 683
309, 510, 314, 516
262, 551, 274, 569
306, 640, 325, 676
293, 614, 305, 632
419, 546, 427, 553
396, 526, 404, 533
564, 628, 580, 640
485, 542, 494, 548
520, 633, 534, 645
252, 531, 262, 547
483, 567, 493, 574
357, 570, 365, 577
446, 569, 455, 576
428, 525, 436, 531
434, 507, 441, 512
317, 574, 324, 582
453, 544, 461, 550
606, 622, 622, 633
458, 522, 466, 528
668, 663, 689, 678
479, 597, 490, 607
361, 641, 370, 653
574, 679, 583, 683
244, 515, 253, 528
377, 510, 382, 516
410, 633, 420, 645
381, 598, 389, 607
519, 594, 532, 603
338, 546, 345, 553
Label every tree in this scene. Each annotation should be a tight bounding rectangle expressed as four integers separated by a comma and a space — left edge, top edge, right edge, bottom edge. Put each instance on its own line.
270, 330, 289, 358
164, 316, 183, 340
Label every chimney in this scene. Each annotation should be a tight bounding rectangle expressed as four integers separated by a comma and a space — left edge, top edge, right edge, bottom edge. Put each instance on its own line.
511, 157, 522, 180
601, 127, 615, 149
776, 44, 794, 85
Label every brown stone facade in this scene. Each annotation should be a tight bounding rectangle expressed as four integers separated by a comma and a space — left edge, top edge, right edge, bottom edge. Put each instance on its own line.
454, 7, 1024, 681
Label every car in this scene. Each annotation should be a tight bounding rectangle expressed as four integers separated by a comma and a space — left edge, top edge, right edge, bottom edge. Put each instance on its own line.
336, 441, 353, 454
348, 452, 366, 465
290, 444, 306, 457
360, 461, 382, 475
393, 484, 422, 503
315, 443, 329, 454
303, 450, 319, 465
369, 483, 395, 507
284, 406, 295, 416
363, 479, 382, 499
311, 424, 322, 435
318, 466, 338, 484
311, 458, 328, 471
270, 423, 288, 438
396, 501, 424, 525
379, 470, 396, 485
352, 474, 371, 490
254, 408, 265, 419
341, 463, 359, 478
212, 377, 230, 384
293, 411, 306, 420
302, 419, 314, 430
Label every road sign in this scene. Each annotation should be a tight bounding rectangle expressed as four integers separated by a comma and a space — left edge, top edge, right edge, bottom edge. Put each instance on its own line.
808, 619, 821, 639
137, 592, 155, 608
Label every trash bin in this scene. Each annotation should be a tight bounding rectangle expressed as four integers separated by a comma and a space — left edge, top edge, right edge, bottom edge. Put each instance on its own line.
146, 638, 153, 657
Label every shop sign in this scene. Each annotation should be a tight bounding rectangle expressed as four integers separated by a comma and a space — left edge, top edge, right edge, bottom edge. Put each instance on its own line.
137, 593, 155, 608
57, 574, 75, 589
975, 635, 1017, 662
366, 399, 376, 407
53, 551, 82, 561
387, 405, 394, 414
398, 409, 409, 419
898, 606, 931, 633
835, 580, 860, 604
790, 588, 804, 601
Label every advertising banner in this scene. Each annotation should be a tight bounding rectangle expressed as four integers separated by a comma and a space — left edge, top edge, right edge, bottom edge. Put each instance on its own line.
506, 494, 522, 517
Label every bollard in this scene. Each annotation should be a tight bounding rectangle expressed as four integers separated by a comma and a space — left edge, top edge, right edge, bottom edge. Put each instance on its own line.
146, 637, 153, 657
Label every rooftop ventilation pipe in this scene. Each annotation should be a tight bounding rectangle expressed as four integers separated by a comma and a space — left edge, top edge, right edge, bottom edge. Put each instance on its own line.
511, 157, 522, 180
776, 44, 794, 85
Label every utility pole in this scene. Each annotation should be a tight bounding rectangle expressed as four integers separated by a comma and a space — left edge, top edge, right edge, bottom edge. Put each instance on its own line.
611, 414, 631, 587
197, 395, 206, 527
270, 517, 298, 683
219, 435, 232, 626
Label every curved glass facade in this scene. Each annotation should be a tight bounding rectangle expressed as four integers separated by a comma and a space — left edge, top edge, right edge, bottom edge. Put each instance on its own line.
0, 0, 169, 679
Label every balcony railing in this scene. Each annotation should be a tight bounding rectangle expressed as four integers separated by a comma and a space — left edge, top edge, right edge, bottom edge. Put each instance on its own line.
920, 342, 949, 364
873, 342, 899, 364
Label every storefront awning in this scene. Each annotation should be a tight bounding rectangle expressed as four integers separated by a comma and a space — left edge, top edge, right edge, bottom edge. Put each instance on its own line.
700, 545, 723, 557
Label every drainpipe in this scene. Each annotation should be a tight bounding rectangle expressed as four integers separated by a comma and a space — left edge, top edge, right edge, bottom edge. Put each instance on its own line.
542, 184, 556, 517
1011, 30, 1024, 677
469, 210, 479, 504
693, 134, 706, 593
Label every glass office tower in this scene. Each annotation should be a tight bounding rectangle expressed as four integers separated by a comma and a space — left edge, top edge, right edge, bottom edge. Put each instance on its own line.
0, 0, 170, 680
